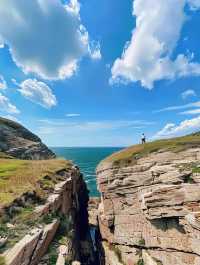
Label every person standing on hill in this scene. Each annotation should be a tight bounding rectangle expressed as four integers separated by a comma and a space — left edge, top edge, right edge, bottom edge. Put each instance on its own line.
141, 133, 146, 144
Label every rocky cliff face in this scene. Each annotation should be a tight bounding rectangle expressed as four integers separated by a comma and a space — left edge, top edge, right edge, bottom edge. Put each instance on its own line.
96, 141, 200, 265
0, 165, 92, 265
0, 117, 99, 265
0, 117, 55, 160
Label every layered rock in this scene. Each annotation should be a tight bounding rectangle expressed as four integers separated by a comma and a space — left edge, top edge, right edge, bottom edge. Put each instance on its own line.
1, 166, 89, 265
97, 147, 200, 265
0, 117, 55, 159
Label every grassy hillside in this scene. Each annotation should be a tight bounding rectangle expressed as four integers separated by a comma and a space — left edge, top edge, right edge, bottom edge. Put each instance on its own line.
104, 133, 200, 165
0, 158, 71, 206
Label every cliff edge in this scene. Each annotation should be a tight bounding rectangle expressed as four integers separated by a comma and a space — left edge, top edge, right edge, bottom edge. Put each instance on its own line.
0, 117, 55, 160
96, 133, 200, 265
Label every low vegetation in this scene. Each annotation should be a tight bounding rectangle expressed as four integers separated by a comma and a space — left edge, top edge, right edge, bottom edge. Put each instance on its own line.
104, 132, 200, 164
192, 166, 200, 173
0, 158, 71, 206
137, 259, 144, 265
138, 238, 145, 246
0, 152, 13, 159
0, 209, 72, 252
0, 256, 6, 265
108, 244, 125, 265
39, 214, 74, 264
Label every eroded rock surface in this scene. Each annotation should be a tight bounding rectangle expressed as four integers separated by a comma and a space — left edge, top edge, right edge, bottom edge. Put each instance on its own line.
0, 117, 55, 159
97, 148, 200, 265
1, 166, 90, 265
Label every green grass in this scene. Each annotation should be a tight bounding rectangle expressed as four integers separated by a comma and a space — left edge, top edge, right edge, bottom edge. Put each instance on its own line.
0, 210, 63, 252
0, 159, 72, 206
0, 223, 10, 238
103, 133, 200, 164
192, 166, 200, 173
49, 247, 58, 265
0, 256, 6, 265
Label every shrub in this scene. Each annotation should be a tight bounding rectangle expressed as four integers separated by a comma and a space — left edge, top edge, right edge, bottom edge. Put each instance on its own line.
138, 238, 145, 246
137, 259, 144, 265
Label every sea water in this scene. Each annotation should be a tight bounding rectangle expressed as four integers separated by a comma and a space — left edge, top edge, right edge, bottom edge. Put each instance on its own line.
51, 147, 122, 197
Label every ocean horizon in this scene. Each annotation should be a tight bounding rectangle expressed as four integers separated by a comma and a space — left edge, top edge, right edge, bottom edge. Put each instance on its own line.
52, 147, 123, 197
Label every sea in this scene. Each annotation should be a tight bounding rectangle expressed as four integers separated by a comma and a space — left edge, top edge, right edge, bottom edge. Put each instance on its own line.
51, 147, 123, 197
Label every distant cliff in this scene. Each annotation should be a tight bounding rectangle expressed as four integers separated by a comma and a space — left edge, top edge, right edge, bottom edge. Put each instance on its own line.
96, 133, 200, 265
0, 117, 55, 160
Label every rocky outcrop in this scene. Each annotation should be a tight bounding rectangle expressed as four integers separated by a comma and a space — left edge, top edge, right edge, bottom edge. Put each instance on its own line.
1, 166, 90, 265
97, 147, 200, 265
0, 117, 55, 159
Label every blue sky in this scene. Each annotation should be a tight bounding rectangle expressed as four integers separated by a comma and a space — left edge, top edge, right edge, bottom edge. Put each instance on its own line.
0, 0, 200, 146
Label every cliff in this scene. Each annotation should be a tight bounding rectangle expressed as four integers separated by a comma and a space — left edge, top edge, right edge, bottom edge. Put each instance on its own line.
0, 159, 92, 265
96, 133, 200, 265
0, 117, 55, 160
0, 118, 98, 265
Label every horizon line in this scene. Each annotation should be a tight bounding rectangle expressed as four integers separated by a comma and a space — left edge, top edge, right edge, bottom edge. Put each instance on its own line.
49, 146, 126, 148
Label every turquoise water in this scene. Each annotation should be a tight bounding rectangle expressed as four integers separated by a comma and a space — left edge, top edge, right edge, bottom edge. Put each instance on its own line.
51, 147, 122, 197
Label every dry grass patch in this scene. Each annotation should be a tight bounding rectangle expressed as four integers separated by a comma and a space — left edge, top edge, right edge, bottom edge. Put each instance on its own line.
104, 133, 200, 165
0, 152, 13, 159
0, 159, 72, 206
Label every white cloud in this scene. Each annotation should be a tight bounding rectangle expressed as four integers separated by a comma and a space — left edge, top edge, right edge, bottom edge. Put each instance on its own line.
18, 79, 57, 108
180, 109, 200, 115
181, 89, 196, 99
0, 93, 20, 114
38, 119, 155, 134
0, 0, 101, 80
37, 119, 155, 146
2, 114, 20, 122
154, 101, 200, 113
65, 0, 80, 16
0, 75, 7, 90
66, 113, 80, 117
188, 0, 200, 10
89, 41, 102, 60
111, 0, 200, 89
153, 115, 200, 139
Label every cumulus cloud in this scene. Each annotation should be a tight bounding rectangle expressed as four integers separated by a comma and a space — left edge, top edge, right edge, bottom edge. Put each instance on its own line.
0, 0, 101, 80
111, 0, 200, 89
0, 93, 20, 114
0, 75, 7, 90
18, 79, 57, 108
181, 89, 196, 99
153, 116, 200, 139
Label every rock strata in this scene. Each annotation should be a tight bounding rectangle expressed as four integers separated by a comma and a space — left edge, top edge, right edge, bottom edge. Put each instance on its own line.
97, 147, 200, 265
1, 166, 90, 265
